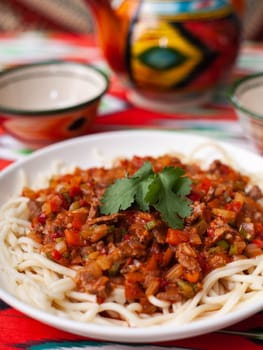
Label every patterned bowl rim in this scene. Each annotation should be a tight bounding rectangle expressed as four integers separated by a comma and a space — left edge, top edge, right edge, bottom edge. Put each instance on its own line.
0, 60, 109, 117
229, 72, 263, 121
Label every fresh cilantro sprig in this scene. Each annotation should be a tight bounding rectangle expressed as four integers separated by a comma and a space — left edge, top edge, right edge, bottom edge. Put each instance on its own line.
100, 161, 192, 229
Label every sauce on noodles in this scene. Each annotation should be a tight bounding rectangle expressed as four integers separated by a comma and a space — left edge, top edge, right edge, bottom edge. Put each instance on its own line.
22, 154, 263, 316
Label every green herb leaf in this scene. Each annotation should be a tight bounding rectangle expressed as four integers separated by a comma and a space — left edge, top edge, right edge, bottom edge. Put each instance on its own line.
100, 161, 192, 228
100, 161, 154, 214
146, 167, 192, 229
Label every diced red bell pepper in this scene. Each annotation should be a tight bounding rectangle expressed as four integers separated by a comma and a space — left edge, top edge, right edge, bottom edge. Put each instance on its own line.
255, 222, 263, 238
225, 200, 242, 213
69, 185, 82, 198
38, 213, 46, 224
188, 190, 201, 202
51, 249, 62, 261
200, 177, 212, 193
253, 239, 263, 249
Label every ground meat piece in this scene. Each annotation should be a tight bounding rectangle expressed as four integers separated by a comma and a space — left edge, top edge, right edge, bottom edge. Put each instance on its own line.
185, 202, 206, 225
87, 213, 122, 225
176, 242, 201, 272
236, 201, 263, 227
247, 185, 263, 201
157, 283, 183, 302
27, 199, 42, 218
118, 238, 147, 259
91, 276, 112, 299
75, 260, 112, 299
205, 217, 236, 246
213, 183, 228, 197
204, 250, 230, 272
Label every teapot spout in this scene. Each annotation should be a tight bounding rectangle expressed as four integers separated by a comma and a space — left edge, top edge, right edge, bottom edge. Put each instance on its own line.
84, 0, 126, 74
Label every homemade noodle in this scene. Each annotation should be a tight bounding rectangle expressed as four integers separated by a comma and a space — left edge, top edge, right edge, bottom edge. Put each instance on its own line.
0, 153, 263, 328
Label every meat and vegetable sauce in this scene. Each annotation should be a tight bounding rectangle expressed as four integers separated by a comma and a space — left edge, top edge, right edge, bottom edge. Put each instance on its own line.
23, 155, 263, 314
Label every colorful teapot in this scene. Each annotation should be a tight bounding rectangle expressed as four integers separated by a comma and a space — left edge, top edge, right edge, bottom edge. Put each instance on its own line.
84, 0, 242, 112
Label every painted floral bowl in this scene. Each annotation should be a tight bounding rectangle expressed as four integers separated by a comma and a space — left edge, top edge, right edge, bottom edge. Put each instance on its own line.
230, 72, 263, 154
0, 60, 109, 148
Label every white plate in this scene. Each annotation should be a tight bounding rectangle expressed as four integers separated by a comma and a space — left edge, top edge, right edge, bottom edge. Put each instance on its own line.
0, 130, 263, 343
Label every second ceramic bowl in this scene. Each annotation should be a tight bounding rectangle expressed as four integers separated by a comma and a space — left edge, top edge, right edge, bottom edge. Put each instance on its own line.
0, 60, 109, 148
230, 72, 263, 154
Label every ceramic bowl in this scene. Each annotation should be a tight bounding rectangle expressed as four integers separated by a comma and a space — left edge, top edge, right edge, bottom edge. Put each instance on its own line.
0, 60, 109, 148
230, 72, 263, 154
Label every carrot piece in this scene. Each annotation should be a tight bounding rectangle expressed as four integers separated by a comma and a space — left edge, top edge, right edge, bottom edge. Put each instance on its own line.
184, 270, 200, 283
166, 228, 189, 246
64, 228, 84, 246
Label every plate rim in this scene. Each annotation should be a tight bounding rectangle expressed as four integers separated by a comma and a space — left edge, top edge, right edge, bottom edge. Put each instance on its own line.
0, 129, 263, 343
